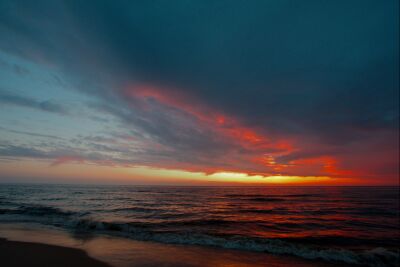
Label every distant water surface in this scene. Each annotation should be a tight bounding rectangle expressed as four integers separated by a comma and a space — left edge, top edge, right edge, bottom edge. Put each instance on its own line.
0, 185, 398, 267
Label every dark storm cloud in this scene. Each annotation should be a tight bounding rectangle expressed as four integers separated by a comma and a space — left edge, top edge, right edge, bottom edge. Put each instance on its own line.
61, 0, 398, 138
0, 0, 398, 179
3, 0, 397, 137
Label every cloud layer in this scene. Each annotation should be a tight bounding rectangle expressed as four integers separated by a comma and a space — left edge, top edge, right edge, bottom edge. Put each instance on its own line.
0, 0, 398, 183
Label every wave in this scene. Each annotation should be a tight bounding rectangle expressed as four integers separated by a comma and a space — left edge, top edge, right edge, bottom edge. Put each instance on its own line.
281, 236, 400, 247
40, 197, 66, 201
280, 194, 321, 198
225, 194, 320, 198
224, 194, 286, 202
0, 205, 77, 217
248, 197, 286, 202
225, 194, 265, 198
239, 209, 276, 214
161, 219, 237, 227
351, 208, 398, 217
110, 207, 162, 213
0, 204, 398, 267
77, 219, 241, 228
70, 219, 398, 267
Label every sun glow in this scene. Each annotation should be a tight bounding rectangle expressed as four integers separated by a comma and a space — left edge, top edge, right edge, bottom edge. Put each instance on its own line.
0, 159, 362, 185
208, 172, 332, 184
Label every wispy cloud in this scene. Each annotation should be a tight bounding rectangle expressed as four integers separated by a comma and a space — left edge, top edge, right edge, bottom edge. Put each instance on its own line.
0, 126, 62, 140
0, 90, 69, 115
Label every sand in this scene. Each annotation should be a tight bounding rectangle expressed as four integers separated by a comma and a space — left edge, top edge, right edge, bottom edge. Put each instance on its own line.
0, 223, 354, 267
0, 238, 111, 267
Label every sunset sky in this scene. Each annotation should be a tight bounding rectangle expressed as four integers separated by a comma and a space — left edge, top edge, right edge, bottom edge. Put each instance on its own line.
0, 0, 398, 185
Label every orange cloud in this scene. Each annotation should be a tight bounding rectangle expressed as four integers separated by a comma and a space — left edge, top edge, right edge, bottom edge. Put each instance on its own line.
122, 83, 316, 177
40, 82, 394, 185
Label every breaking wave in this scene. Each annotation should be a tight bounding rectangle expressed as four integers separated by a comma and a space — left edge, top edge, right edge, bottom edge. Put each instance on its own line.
71, 219, 399, 267
0, 185, 398, 267
0, 205, 398, 267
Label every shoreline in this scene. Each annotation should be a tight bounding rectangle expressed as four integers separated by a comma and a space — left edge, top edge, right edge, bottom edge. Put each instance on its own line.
0, 222, 357, 267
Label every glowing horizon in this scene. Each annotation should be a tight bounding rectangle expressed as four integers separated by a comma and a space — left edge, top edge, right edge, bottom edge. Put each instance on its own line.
0, 158, 394, 186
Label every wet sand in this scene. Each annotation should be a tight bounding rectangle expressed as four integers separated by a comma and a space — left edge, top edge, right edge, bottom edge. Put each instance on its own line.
0, 223, 355, 267
0, 238, 110, 267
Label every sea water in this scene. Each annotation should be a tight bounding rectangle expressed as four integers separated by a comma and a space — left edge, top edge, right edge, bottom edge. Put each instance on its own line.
0, 185, 398, 267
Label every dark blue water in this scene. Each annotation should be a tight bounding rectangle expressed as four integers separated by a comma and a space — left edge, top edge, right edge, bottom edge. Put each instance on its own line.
0, 185, 398, 267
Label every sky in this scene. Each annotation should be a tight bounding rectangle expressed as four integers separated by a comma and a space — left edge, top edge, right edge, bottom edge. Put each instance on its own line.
0, 0, 398, 185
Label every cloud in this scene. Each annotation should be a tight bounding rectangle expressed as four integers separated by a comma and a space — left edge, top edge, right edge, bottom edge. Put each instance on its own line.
0, 90, 69, 115
0, 126, 62, 139
50, 156, 85, 166
0, 144, 47, 158
0, 143, 113, 166
0, 0, 398, 182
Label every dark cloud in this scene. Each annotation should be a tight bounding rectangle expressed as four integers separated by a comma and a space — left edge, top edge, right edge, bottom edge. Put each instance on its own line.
0, 0, 398, 180
59, 0, 398, 138
2, 0, 397, 133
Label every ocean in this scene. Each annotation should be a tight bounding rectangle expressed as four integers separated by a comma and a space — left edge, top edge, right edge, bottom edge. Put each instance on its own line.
0, 184, 398, 267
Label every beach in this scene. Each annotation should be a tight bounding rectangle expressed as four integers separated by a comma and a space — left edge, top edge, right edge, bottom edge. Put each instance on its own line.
0, 223, 355, 267
0, 238, 110, 267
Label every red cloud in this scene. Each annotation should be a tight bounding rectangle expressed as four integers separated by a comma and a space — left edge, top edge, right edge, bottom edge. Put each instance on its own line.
121, 83, 360, 178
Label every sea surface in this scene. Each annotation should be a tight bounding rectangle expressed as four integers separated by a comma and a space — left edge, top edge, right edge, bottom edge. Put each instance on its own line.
0, 184, 398, 267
